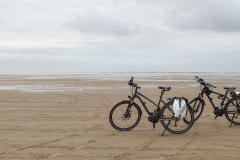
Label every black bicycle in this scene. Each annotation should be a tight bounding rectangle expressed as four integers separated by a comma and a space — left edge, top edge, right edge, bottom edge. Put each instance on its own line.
189, 76, 240, 127
109, 77, 194, 135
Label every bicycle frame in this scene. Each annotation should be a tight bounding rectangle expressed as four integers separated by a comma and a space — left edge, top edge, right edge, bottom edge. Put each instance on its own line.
129, 85, 169, 115
197, 85, 231, 110
109, 77, 194, 135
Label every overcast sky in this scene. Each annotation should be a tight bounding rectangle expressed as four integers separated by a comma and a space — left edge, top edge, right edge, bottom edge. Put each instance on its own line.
1, 0, 240, 73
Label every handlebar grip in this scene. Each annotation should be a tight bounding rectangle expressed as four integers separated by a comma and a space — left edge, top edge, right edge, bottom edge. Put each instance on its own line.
211, 84, 217, 88
195, 77, 204, 82
135, 84, 141, 89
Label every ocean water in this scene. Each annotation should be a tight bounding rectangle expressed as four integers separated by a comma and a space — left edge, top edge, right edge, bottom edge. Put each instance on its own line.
0, 72, 239, 92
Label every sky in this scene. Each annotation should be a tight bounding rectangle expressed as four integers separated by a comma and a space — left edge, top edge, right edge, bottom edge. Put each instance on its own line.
0, 0, 240, 73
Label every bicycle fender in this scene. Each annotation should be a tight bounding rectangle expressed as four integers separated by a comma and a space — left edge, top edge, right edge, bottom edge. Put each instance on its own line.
121, 100, 142, 115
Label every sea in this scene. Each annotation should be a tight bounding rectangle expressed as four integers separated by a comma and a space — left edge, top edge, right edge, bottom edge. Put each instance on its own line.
0, 72, 239, 92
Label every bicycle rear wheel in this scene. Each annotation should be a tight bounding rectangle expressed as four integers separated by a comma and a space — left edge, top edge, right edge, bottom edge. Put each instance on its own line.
189, 98, 204, 122
109, 101, 141, 131
225, 96, 240, 125
160, 103, 194, 134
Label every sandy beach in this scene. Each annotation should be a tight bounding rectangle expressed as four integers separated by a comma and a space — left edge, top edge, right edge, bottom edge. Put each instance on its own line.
1, 73, 240, 160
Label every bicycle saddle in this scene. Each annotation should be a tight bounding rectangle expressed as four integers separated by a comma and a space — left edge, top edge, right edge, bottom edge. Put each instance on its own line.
224, 87, 236, 90
159, 86, 171, 91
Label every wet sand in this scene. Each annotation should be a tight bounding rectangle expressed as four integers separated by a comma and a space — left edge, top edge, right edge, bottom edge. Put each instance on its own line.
0, 73, 240, 160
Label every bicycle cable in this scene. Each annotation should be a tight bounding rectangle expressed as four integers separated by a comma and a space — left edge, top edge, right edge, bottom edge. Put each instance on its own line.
195, 84, 202, 95
130, 85, 134, 97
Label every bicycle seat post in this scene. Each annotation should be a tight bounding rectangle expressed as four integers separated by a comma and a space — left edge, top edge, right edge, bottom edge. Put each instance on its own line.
160, 90, 165, 99
220, 89, 230, 106
157, 90, 165, 108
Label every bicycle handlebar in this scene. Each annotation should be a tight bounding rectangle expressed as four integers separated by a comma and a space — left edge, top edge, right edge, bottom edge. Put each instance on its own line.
128, 77, 134, 86
128, 77, 141, 89
194, 76, 204, 82
195, 76, 217, 88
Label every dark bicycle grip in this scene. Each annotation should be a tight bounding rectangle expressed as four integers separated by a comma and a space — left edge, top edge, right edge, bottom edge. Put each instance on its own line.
195, 77, 204, 82
134, 83, 141, 89
210, 84, 217, 88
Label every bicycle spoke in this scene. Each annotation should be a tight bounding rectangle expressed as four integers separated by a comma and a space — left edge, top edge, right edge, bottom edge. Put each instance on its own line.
225, 97, 240, 125
160, 103, 194, 134
109, 101, 141, 131
189, 98, 204, 122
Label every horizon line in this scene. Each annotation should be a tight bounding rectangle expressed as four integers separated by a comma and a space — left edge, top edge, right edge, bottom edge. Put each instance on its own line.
0, 71, 240, 74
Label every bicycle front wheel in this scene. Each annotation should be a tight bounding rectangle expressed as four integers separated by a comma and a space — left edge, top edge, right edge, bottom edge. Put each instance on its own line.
225, 96, 240, 125
189, 98, 204, 122
109, 101, 141, 131
160, 103, 194, 134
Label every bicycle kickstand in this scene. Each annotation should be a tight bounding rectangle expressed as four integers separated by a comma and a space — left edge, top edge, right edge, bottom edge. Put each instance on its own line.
161, 120, 170, 136
213, 116, 218, 121
152, 123, 155, 131
230, 113, 235, 128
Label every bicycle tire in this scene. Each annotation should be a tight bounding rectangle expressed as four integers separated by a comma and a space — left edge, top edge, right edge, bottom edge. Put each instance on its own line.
109, 101, 141, 131
224, 96, 240, 125
160, 102, 194, 134
189, 98, 204, 122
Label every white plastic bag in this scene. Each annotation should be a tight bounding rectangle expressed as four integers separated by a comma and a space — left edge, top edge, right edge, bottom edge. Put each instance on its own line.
232, 91, 240, 105
173, 98, 188, 118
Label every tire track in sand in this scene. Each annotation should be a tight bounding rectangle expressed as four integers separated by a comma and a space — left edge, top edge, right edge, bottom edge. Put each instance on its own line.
109, 134, 159, 160
0, 123, 106, 159
79, 93, 111, 106
163, 123, 197, 160
47, 124, 111, 159
52, 93, 78, 113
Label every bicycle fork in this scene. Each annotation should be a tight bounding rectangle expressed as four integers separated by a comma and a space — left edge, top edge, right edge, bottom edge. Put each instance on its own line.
124, 99, 133, 119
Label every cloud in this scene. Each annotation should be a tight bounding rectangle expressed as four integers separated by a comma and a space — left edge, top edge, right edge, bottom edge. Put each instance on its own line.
0, 58, 80, 73
0, 57, 126, 73
0, 47, 72, 57
61, 0, 240, 36
1, 0, 240, 73
12, 29, 31, 33
63, 14, 142, 36
163, 0, 240, 32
